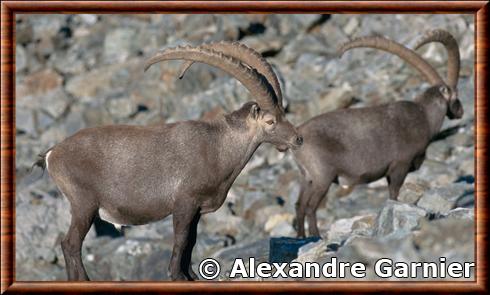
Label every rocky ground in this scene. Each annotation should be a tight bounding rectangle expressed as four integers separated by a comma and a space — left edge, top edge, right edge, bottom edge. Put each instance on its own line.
15, 14, 474, 281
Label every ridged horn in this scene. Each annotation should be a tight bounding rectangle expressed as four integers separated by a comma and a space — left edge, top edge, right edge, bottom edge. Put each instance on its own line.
338, 36, 445, 86
413, 29, 460, 90
177, 41, 283, 107
144, 45, 278, 111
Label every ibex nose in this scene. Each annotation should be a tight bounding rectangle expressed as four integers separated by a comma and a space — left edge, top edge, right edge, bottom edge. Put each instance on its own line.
296, 136, 303, 146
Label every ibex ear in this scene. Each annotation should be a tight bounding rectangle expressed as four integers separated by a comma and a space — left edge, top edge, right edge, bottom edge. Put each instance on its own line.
439, 85, 451, 100
250, 103, 260, 120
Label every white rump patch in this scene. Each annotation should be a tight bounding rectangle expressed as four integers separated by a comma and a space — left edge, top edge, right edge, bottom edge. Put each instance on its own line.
45, 150, 52, 170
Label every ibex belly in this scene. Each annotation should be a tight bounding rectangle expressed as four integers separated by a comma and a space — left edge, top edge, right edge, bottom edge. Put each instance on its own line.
98, 196, 174, 226
337, 161, 390, 187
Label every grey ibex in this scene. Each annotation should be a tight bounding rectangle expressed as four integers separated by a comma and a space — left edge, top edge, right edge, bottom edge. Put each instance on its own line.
34, 42, 302, 280
293, 30, 463, 238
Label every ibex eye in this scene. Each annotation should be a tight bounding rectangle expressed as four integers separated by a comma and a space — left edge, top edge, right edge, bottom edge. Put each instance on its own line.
266, 120, 274, 125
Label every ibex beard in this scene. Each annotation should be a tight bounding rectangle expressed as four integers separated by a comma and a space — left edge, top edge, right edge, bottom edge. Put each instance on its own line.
34, 43, 302, 281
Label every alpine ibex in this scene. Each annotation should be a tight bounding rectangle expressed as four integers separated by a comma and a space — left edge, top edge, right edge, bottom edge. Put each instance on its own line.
34, 42, 302, 280
293, 30, 463, 238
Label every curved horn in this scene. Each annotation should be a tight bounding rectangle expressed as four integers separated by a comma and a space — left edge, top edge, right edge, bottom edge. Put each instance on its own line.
338, 36, 445, 86
413, 29, 460, 90
177, 41, 283, 107
144, 45, 278, 110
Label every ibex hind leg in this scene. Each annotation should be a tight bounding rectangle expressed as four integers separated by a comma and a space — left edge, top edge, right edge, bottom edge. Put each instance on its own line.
386, 161, 411, 201
61, 195, 97, 281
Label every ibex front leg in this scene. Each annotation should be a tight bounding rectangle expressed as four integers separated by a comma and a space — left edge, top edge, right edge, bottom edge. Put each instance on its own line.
295, 180, 312, 239
169, 199, 199, 281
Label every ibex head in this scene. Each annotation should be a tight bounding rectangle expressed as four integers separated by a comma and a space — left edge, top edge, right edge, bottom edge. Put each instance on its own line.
144, 42, 303, 152
247, 103, 301, 151
338, 29, 463, 120
413, 29, 463, 119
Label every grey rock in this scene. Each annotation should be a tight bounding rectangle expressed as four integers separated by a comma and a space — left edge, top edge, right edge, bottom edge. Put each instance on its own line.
295, 240, 328, 264
63, 105, 87, 136
106, 96, 136, 120
15, 15, 34, 45
79, 14, 98, 26
36, 110, 57, 131
375, 200, 427, 237
417, 183, 469, 214
83, 104, 114, 126
212, 238, 269, 280
39, 88, 70, 119
16, 107, 36, 136
317, 235, 419, 280
51, 50, 87, 76
16, 45, 27, 72
413, 218, 474, 264
398, 180, 429, 204
426, 140, 452, 162
445, 208, 474, 220
103, 28, 137, 63
327, 214, 376, 244
85, 238, 172, 280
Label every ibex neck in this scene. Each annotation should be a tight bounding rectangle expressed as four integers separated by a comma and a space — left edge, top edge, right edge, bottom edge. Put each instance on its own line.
416, 92, 448, 138
218, 123, 261, 184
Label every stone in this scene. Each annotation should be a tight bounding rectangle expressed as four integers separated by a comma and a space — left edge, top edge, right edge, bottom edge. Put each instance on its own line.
41, 89, 70, 119
80, 14, 98, 25
106, 97, 136, 119
316, 82, 354, 113
103, 28, 137, 63
398, 180, 429, 204
269, 220, 296, 237
212, 238, 269, 279
63, 105, 87, 136
16, 107, 36, 136
413, 218, 474, 263
445, 208, 474, 220
15, 15, 34, 45
327, 214, 376, 244
17, 69, 63, 98
417, 183, 469, 214
16, 45, 27, 72
65, 60, 141, 101
85, 238, 172, 280
264, 213, 295, 234
375, 200, 427, 237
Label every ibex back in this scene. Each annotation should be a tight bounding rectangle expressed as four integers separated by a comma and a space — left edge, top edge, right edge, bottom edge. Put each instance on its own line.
293, 30, 464, 238
35, 42, 302, 281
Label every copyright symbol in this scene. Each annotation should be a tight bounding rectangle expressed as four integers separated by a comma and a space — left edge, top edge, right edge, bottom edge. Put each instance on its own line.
199, 258, 221, 280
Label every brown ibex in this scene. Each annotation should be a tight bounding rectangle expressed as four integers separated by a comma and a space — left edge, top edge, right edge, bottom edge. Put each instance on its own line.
34, 43, 303, 280
293, 30, 463, 238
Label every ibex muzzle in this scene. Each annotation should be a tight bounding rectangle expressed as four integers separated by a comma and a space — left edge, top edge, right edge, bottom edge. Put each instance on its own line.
34, 42, 300, 281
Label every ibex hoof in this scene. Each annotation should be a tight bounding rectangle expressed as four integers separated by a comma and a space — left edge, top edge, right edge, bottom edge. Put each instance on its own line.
171, 272, 189, 281
187, 269, 199, 281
